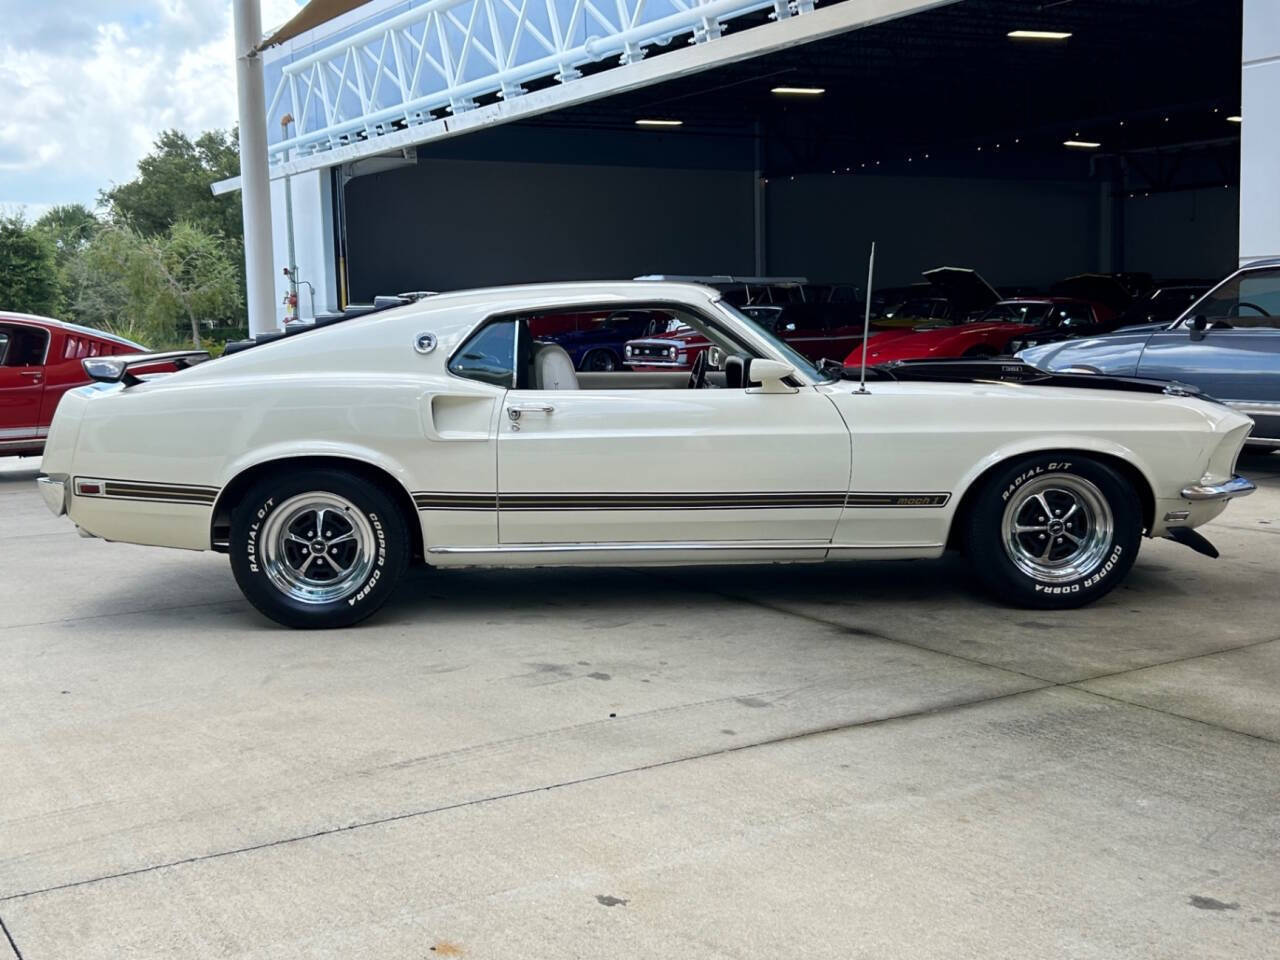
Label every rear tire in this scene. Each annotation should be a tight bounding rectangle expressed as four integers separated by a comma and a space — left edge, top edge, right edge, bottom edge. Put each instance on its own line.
229, 468, 410, 628
962, 454, 1142, 608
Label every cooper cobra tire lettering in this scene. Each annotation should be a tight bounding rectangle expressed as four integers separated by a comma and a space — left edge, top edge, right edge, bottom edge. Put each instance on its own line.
347, 512, 388, 606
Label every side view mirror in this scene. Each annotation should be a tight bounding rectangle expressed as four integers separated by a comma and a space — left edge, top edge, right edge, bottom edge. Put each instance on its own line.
1189, 314, 1208, 340
745, 358, 796, 393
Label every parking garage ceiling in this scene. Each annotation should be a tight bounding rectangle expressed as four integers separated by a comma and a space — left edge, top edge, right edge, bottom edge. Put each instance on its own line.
506, 0, 1241, 187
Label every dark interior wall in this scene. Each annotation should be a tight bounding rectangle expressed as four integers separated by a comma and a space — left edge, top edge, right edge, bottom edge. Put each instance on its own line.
1123, 186, 1239, 279
342, 151, 1242, 301
765, 174, 1103, 289
344, 157, 756, 298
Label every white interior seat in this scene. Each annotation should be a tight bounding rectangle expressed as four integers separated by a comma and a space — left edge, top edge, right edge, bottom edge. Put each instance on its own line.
532, 343, 579, 390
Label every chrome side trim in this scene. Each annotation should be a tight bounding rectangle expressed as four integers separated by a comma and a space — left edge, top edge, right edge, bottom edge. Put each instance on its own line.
427, 540, 943, 555
37, 474, 68, 517
1180, 475, 1256, 501
1226, 400, 1280, 416
0, 438, 43, 451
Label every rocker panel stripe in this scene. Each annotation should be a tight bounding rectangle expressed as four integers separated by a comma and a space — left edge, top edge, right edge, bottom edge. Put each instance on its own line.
413, 491, 951, 511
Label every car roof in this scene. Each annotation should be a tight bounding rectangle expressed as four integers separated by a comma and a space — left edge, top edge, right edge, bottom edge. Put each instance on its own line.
0, 312, 146, 350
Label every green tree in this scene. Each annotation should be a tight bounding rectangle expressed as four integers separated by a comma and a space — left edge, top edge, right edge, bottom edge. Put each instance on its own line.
100, 129, 245, 331
35, 203, 100, 265
92, 222, 240, 348
0, 213, 61, 316
101, 130, 242, 240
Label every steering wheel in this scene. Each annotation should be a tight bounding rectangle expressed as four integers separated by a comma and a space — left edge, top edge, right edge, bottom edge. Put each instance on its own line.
1235, 301, 1271, 317
688, 349, 709, 389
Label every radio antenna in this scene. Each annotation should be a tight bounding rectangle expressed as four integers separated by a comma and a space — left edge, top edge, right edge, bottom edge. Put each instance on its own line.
857, 241, 876, 394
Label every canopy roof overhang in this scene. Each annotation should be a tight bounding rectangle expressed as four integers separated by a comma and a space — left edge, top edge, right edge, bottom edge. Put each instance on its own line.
259, 0, 372, 51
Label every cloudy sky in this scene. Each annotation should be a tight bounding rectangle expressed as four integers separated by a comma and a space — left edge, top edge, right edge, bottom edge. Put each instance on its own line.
0, 0, 305, 219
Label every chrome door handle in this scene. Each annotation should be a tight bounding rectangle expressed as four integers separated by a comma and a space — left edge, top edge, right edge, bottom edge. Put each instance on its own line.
507, 404, 555, 421
19, 371, 42, 382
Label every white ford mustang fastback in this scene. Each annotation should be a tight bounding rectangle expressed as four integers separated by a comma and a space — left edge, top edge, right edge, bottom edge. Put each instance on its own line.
37, 280, 1255, 628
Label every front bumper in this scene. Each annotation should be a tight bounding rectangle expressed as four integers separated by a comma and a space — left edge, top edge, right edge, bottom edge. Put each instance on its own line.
37, 473, 68, 517
1179, 475, 1256, 502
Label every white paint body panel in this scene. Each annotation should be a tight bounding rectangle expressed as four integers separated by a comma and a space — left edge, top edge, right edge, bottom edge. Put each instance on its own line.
39, 281, 1253, 567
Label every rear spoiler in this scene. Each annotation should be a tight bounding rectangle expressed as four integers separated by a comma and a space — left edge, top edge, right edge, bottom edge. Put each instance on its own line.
82, 350, 211, 387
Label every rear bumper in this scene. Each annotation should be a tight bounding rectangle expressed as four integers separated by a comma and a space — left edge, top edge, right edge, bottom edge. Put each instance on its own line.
37, 473, 68, 517
1179, 475, 1256, 502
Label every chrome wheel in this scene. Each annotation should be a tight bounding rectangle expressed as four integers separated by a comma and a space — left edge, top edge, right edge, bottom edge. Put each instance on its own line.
260, 492, 377, 604
1001, 475, 1114, 582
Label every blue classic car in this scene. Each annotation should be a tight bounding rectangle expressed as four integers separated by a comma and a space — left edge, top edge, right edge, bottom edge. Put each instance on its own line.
1018, 260, 1280, 450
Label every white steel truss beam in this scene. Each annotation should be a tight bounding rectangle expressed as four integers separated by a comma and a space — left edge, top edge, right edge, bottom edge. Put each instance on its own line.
214, 0, 957, 194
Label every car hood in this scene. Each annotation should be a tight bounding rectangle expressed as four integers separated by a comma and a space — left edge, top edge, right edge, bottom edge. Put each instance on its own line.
1016, 326, 1158, 374
921, 267, 1002, 313
857, 322, 1026, 358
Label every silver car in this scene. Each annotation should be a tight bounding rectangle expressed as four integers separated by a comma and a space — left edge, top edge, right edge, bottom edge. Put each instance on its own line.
1019, 260, 1280, 450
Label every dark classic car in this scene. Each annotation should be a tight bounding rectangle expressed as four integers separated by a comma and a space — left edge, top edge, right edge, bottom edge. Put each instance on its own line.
1019, 260, 1280, 449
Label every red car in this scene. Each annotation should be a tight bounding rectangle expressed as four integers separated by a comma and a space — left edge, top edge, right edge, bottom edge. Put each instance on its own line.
0, 313, 147, 457
844, 298, 1116, 368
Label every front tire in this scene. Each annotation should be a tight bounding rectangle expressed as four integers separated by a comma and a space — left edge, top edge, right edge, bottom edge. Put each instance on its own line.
229, 469, 410, 628
962, 454, 1142, 608
581, 349, 619, 372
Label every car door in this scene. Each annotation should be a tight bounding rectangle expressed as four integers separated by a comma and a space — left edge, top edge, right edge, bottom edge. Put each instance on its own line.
1136, 266, 1280, 441
0, 322, 50, 447
482, 314, 851, 548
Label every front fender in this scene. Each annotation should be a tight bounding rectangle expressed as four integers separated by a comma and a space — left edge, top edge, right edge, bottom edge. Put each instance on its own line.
949, 433, 1165, 528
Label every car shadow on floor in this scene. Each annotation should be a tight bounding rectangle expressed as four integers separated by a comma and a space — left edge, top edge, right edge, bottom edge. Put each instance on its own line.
0, 465, 42, 488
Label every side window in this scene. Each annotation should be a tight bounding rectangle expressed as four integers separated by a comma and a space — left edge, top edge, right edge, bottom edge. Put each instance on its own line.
1195, 268, 1280, 329
449, 319, 517, 387
0, 326, 49, 367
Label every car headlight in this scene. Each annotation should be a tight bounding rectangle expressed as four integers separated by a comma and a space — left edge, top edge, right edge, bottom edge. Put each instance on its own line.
625, 345, 633, 356
667, 346, 677, 359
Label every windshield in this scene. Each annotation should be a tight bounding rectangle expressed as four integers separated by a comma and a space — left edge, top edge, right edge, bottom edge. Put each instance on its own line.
977, 302, 1054, 324
714, 300, 833, 381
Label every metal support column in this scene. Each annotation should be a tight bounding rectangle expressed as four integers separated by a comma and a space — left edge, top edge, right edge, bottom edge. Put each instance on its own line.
234, 0, 279, 336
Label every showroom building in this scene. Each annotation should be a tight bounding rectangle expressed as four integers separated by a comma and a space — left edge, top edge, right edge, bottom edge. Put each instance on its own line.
215, 0, 1273, 328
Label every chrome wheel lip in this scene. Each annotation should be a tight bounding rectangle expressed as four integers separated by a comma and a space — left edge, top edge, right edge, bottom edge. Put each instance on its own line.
260, 492, 376, 605
1001, 474, 1114, 583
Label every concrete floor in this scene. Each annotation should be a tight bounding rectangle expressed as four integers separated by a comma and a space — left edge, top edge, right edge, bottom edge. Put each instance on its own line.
2, 454, 1279, 959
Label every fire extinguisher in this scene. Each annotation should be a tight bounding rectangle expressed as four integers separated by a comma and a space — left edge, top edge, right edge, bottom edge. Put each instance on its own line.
284, 289, 298, 320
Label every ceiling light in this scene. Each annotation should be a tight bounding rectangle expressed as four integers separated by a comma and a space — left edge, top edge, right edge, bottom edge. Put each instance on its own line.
635, 118, 682, 127
771, 86, 825, 95
1008, 30, 1072, 40
1063, 140, 1101, 149
1227, 115, 1243, 123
